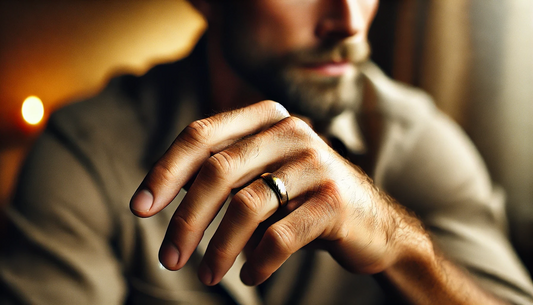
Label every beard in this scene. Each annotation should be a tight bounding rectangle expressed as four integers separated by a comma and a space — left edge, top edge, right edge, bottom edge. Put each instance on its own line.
221, 17, 371, 122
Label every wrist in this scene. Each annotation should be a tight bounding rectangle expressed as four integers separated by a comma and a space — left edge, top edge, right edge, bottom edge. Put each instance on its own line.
383, 198, 437, 275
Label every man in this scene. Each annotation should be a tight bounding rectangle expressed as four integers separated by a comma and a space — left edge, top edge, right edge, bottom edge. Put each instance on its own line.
1, 0, 533, 304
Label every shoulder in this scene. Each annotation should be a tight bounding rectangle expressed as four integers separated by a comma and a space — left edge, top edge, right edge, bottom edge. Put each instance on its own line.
362, 62, 493, 213
50, 78, 143, 154
50, 60, 182, 145
47, 58, 192, 167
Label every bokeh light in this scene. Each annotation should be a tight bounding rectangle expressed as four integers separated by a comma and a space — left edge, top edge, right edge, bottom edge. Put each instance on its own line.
21, 96, 44, 125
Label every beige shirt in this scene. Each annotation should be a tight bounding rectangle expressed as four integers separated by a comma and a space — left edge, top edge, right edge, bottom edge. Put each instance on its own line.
1, 45, 533, 304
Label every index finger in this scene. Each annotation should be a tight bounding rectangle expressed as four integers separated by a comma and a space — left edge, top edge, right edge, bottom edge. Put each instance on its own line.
130, 100, 290, 217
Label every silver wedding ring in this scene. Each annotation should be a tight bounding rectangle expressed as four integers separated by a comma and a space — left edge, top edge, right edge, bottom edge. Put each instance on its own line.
261, 173, 289, 207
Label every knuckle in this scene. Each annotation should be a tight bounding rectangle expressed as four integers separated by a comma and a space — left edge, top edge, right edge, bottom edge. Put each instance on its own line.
180, 118, 215, 147
282, 116, 306, 130
260, 100, 290, 118
299, 147, 323, 167
204, 151, 235, 178
171, 213, 197, 235
151, 161, 179, 187
209, 241, 235, 261
276, 116, 315, 141
316, 180, 344, 214
314, 181, 355, 240
264, 223, 296, 255
233, 188, 263, 218
334, 221, 351, 241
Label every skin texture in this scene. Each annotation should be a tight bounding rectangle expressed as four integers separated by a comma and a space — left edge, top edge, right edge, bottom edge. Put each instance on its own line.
130, 1, 508, 304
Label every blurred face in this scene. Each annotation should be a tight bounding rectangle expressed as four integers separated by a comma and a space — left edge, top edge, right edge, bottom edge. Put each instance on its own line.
218, 0, 379, 121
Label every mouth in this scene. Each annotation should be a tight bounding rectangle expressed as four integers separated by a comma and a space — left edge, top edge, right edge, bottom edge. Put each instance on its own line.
300, 61, 355, 77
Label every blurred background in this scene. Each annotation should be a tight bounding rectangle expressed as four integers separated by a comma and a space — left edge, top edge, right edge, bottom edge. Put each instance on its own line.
0, 0, 532, 272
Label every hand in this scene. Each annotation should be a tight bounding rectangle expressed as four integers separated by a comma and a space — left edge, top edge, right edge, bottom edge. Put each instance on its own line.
130, 100, 425, 286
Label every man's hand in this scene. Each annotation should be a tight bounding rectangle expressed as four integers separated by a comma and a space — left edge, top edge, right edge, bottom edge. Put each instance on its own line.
130, 100, 420, 285
129, 100, 506, 304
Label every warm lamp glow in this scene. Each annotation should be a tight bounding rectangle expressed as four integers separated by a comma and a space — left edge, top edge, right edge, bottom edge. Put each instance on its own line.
22, 96, 44, 125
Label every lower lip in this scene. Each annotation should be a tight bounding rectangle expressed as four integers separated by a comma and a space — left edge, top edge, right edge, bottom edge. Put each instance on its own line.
302, 62, 354, 76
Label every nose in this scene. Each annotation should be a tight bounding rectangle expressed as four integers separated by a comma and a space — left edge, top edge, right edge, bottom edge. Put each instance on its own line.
316, 0, 366, 40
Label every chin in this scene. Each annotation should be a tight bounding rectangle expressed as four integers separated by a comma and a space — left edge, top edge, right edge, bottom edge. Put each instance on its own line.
278, 71, 361, 122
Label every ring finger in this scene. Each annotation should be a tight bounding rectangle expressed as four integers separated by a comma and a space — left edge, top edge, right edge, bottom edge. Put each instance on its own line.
198, 159, 326, 286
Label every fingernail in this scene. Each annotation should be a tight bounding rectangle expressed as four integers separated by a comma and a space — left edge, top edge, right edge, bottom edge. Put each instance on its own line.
159, 243, 180, 270
198, 262, 213, 285
240, 266, 254, 286
131, 189, 153, 213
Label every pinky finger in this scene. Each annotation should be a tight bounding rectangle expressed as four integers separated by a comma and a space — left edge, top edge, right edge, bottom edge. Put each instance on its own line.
240, 198, 333, 286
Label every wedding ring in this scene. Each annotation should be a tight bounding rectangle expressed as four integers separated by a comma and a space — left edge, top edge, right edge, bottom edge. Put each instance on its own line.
260, 173, 289, 207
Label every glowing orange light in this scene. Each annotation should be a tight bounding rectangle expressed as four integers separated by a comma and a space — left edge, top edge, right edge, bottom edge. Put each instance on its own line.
22, 96, 44, 125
